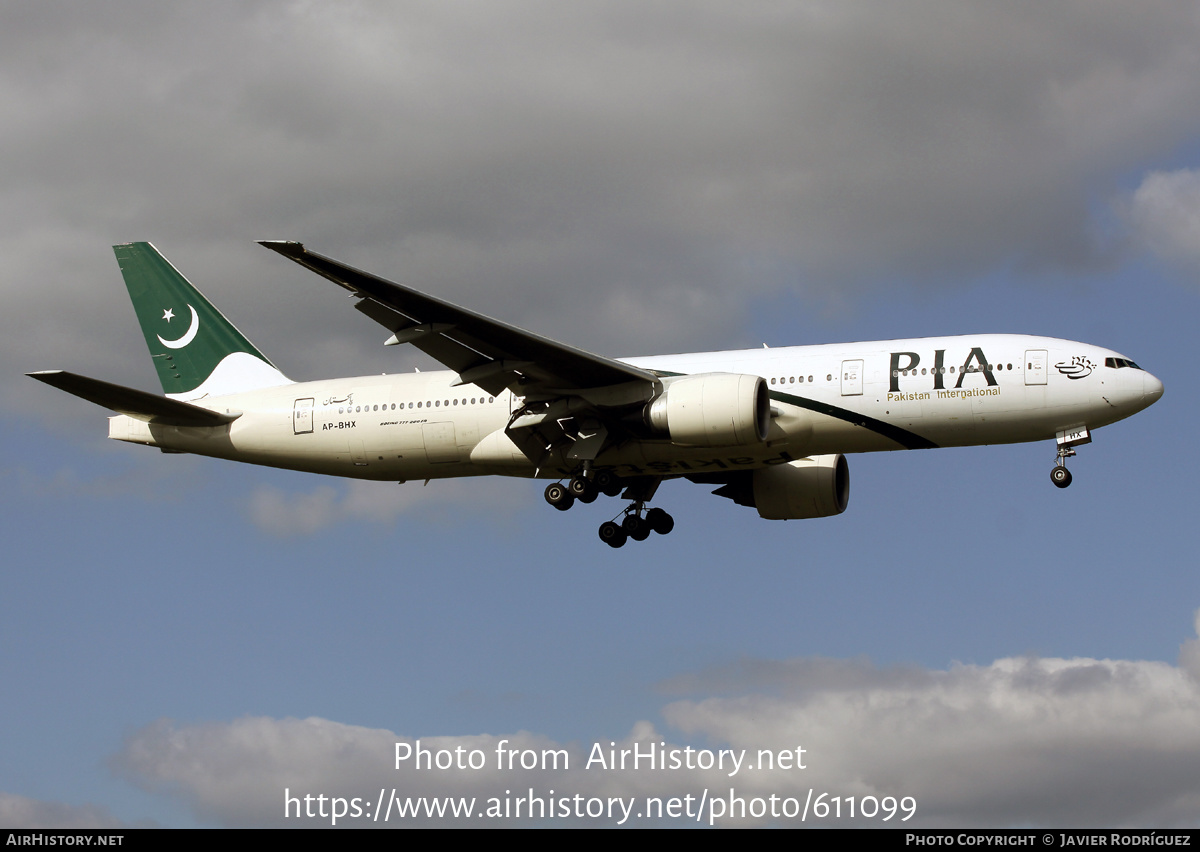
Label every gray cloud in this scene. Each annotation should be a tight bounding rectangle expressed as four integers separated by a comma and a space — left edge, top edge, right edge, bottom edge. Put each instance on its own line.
9, 1, 1200, 420
0, 792, 133, 830
112, 609, 1200, 827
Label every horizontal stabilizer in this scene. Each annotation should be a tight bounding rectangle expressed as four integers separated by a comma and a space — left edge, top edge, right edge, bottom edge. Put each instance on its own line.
27, 371, 240, 427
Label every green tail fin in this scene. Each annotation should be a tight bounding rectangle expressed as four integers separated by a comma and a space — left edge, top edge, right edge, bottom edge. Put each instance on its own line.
114, 242, 290, 399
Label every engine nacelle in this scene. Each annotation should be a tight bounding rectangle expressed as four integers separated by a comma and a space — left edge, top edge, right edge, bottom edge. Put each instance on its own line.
753, 454, 849, 520
645, 373, 769, 447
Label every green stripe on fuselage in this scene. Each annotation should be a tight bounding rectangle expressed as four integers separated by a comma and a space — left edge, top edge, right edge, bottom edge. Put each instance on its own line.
769, 389, 938, 450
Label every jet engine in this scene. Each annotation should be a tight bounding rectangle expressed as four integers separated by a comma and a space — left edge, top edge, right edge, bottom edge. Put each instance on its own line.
645, 373, 769, 447
752, 454, 849, 520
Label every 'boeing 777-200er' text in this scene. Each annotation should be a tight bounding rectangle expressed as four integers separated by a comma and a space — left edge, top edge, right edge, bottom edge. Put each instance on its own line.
30, 242, 1164, 547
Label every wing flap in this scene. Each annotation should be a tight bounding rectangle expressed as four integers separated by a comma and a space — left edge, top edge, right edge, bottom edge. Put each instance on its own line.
28, 371, 240, 427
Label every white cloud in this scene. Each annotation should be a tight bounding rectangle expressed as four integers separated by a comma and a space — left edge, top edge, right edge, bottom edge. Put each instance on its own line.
664, 655, 1200, 826
247, 477, 527, 536
1130, 168, 1200, 275
112, 609, 1200, 827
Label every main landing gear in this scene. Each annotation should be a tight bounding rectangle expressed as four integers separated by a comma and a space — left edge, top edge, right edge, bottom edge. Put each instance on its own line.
543, 471, 674, 547
598, 506, 675, 549
544, 471, 622, 511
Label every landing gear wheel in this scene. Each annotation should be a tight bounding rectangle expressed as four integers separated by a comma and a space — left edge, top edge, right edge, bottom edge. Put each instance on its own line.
645, 507, 675, 535
569, 475, 598, 504
623, 514, 651, 541
598, 521, 627, 548
1051, 465, 1072, 488
544, 482, 575, 511
593, 470, 623, 497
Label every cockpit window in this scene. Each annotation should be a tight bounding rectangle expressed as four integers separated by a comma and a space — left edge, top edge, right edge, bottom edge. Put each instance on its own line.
1105, 357, 1143, 370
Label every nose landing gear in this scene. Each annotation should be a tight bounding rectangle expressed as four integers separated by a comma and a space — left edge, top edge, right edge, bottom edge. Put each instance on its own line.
1050, 427, 1090, 489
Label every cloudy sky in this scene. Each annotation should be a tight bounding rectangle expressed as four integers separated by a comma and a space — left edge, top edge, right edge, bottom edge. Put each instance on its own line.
3, 0, 1199, 828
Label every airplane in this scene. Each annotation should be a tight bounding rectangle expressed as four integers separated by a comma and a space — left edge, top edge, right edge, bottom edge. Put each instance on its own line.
29, 242, 1164, 548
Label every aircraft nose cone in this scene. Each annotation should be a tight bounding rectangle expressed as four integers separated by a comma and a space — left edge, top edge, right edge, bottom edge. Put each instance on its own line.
1143, 372, 1164, 403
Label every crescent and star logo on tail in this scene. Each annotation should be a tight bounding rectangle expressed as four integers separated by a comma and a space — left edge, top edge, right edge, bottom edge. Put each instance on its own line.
158, 305, 199, 349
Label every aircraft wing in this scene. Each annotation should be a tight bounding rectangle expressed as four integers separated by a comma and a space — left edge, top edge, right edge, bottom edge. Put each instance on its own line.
258, 241, 657, 398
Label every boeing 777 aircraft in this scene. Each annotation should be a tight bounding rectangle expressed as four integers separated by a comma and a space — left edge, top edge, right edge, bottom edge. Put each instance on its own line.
30, 242, 1163, 547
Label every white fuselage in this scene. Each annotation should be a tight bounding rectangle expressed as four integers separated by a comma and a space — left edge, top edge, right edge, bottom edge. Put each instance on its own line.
108, 334, 1162, 482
